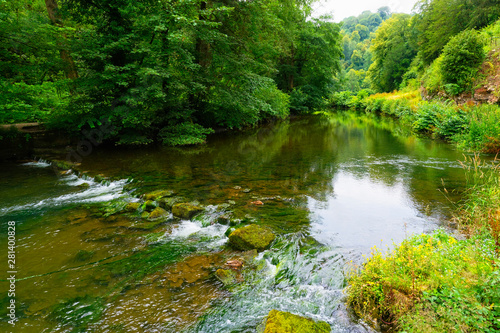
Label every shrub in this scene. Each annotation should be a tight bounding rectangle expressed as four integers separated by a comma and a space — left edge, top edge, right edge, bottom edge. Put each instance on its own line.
159, 122, 213, 146
422, 55, 445, 96
347, 230, 498, 332
330, 91, 353, 109
440, 30, 486, 94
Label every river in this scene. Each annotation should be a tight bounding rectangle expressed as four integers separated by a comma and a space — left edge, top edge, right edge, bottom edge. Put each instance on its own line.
0, 112, 468, 332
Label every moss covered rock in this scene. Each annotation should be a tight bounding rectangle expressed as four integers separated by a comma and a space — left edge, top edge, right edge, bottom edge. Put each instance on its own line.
172, 203, 203, 219
149, 207, 168, 220
228, 225, 275, 251
263, 310, 330, 333
158, 197, 183, 210
143, 200, 156, 211
143, 189, 175, 201
215, 269, 238, 285
125, 202, 141, 212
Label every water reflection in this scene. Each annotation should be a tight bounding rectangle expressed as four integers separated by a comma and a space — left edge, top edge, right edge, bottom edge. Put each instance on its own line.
0, 111, 469, 332
74, 111, 465, 240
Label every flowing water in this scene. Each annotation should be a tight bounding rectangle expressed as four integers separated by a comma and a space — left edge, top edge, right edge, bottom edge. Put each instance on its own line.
0, 112, 470, 332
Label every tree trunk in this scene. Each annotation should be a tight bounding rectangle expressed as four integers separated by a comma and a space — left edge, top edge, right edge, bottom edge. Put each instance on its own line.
44, 0, 78, 80
195, 1, 211, 68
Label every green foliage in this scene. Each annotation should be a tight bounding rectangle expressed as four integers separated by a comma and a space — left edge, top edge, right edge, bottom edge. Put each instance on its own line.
0, 0, 70, 123
415, 0, 500, 64
412, 102, 468, 139
159, 122, 214, 146
329, 89, 374, 110
440, 30, 486, 94
454, 104, 500, 153
0, 0, 340, 142
338, 9, 389, 92
0, 81, 68, 123
421, 55, 444, 96
347, 230, 498, 332
368, 14, 418, 92
277, 17, 343, 112
329, 91, 353, 109
341, 9, 387, 34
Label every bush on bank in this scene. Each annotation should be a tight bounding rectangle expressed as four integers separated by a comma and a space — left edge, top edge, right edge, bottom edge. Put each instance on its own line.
347, 230, 499, 332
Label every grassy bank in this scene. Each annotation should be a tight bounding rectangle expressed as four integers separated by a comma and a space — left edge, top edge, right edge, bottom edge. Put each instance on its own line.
338, 90, 500, 331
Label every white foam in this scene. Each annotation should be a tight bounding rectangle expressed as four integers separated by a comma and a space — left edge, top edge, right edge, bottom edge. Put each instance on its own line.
0, 179, 128, 216
170, 220, 202, 238
21, 160, 51, 168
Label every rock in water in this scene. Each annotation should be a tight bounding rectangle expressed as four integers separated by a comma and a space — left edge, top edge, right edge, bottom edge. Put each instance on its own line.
215, 269, 238, 285
124, 202, 141, 212
228, 225, 275, 251
172, 203, 204, 219
143, 189, 175, 201
143, 200, 156, 211
148, 207, 168, 220
263, 310, 330, 333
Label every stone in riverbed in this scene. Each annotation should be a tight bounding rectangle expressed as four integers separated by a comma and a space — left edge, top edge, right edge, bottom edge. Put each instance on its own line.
215, 269, 238, 285
148, 207, 168, 220
228, 224, 275, 251
158, 197, 183, 210
143, 190, 175, 201
262, 309, 330, 333
172, 203, 203, 219
143, 200, 156, 211
125, 202, 141, 212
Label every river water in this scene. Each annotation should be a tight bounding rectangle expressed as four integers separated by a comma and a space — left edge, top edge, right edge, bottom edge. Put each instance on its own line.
0, 112, 468, 332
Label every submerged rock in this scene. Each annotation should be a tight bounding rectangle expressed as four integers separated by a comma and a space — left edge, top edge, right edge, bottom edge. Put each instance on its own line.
94, 174, 105, 183
143, 189, 175, 201
217, 214, 232, 225
51, 159, 73, 170
228, 225, 275, 251
215, 268, 238, 285
172, 203, 203, 219
132, 220, 166, 231
262, 310, 330, 333
158, 197, 183, 210
148, 207, 168, 220
125, 202, 141, 212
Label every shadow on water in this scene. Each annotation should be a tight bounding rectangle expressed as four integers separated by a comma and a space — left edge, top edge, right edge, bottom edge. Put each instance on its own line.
0, 111, 469, 332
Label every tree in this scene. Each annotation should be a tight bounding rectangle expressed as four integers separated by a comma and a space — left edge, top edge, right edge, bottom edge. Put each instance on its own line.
415, 0, 500, 64
276, 17, 343, 111
368, 14, 418, 92
44, 0, 78, 79
0, 0, 69, 123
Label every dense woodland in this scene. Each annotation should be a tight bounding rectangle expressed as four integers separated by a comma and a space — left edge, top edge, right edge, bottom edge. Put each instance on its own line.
1, 0, 500, 146
1, 0, 343, 145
